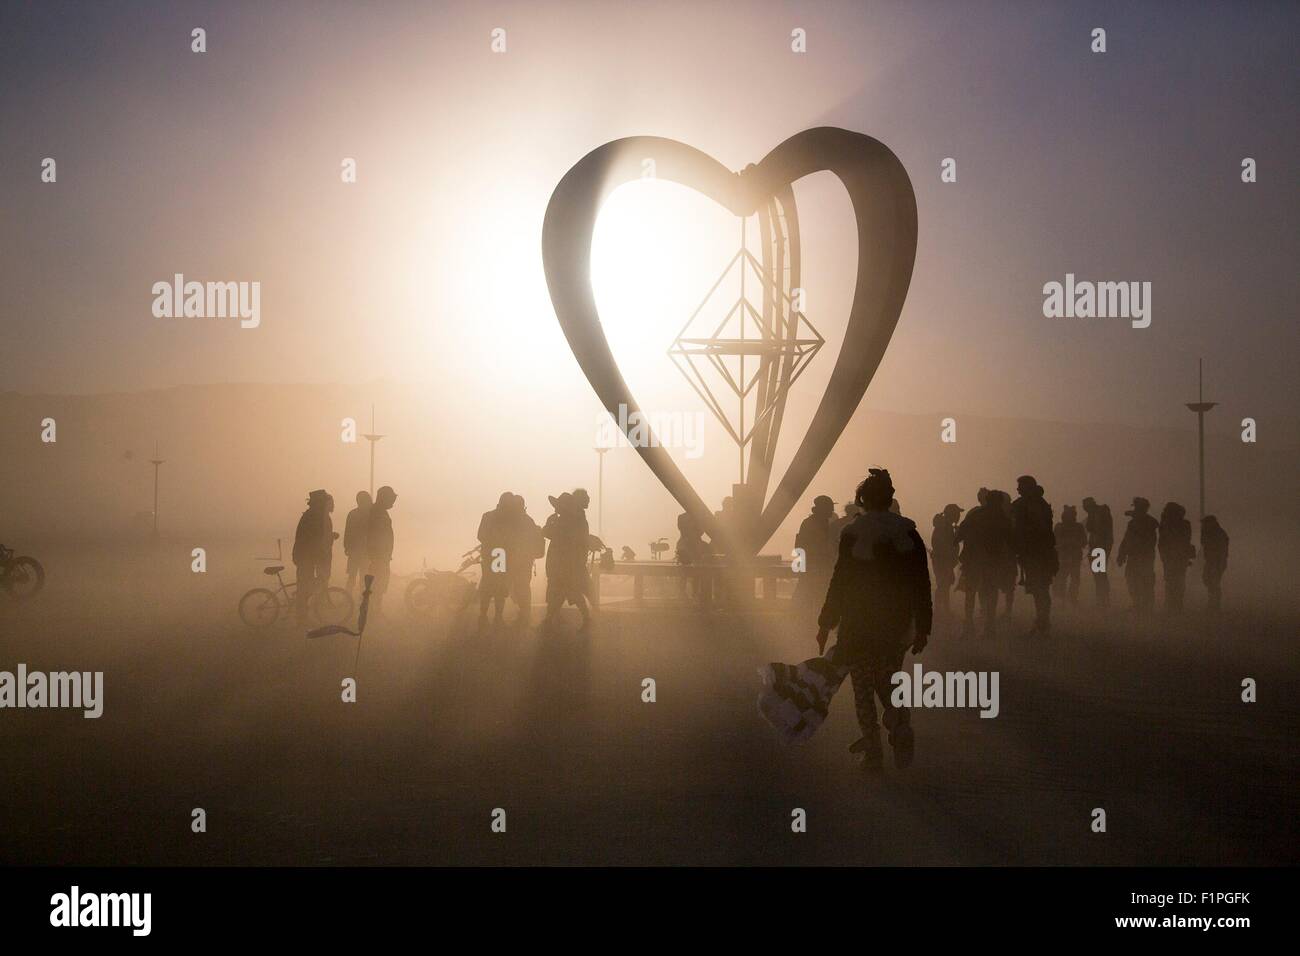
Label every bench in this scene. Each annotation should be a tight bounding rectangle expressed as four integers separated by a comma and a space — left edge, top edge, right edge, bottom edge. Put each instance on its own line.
590, 558, 798, 608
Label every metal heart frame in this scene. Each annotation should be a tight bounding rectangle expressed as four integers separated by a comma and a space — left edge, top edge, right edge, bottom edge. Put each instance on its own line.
542, 127, 917, 555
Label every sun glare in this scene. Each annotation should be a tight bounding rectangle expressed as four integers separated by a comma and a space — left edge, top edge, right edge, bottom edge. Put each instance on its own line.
590, 179, 741, 405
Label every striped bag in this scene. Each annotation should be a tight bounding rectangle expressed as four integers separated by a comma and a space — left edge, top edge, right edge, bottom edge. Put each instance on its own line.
757, 652, 849, 743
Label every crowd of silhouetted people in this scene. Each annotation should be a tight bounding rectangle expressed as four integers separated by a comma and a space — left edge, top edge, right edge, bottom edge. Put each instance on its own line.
291, 485, 397, 622
287, 467, 1230, 654
791, 476, 1230, 641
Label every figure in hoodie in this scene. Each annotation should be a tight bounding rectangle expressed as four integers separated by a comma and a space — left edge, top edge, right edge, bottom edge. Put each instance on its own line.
815, 468, 932, 773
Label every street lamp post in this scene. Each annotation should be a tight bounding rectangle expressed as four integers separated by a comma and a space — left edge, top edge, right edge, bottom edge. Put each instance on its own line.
149, 440, 165, 537
595, 446, 609, 539
362, 405, 385, 498
1184, 358, 1218, 521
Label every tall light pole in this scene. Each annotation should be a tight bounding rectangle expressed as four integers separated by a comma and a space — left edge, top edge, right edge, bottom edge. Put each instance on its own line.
362, 405, 385, 498
1184, 358, 1217, 521
594, 446, 609, 539
149, 440, 165, 537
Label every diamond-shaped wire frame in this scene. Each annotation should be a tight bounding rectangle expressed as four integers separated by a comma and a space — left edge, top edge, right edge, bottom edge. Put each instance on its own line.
668, 246, 823, 450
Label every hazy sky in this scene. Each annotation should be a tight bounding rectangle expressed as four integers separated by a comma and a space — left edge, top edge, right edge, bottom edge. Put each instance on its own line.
3, 0, 1296, 438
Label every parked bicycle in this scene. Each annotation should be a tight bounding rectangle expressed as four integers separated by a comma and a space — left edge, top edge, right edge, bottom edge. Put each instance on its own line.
0, 544, 45, 601
239, 564, 353, 628
404, 547, 479, 620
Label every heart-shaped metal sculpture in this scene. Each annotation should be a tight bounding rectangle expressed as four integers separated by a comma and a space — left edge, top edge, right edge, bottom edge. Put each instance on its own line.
542, 127, 917, 554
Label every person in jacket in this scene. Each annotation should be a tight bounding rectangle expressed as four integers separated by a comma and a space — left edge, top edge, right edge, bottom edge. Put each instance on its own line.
1053, 504, 1087, 606
542, 490, 592, 631
1200, 515, 1230, 612
292, 489, 330, 624
1011, 476, 1057, 636
816, 468, 931, 773
1158, 501, 1195, 613
343, 491, 371, 598
1081, 496, 1114, 607
956, 488, 1013, 638
930, 504, 962, 618
793, 495, 837, 622
366, 485, 398, 618
1116, 496, 1158, 611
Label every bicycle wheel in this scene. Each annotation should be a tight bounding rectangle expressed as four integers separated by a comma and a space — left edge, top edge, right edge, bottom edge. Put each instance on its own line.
4, 557, 45, 601
238, 587, 280, 627
312, 586, 354, 626
405, 578, 436, 618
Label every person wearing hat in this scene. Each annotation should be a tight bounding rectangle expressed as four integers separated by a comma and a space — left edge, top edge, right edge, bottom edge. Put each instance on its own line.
1200, 515, 1230, 612
542, 490, 593, 631
1011, 476, 1058, 636
366, 485, 398, 617
793, 495, 837, 624
1053, 504, 1087, 606
930, 503, 963, 617
1080, 497, 1114, 607
292, 489, 330, 624
1158, 501, 1195, 613
1116, 496, 1159, 611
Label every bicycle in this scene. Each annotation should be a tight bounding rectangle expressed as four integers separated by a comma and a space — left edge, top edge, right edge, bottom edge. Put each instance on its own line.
238, 564, 354, 628
404, 547, 480, 620
0, 544, 45, 601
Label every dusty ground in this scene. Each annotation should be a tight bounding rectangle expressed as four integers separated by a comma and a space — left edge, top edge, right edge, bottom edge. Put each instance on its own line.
1, 541, 1296, 865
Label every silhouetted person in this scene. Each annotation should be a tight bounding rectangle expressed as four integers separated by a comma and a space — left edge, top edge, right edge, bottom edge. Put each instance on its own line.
1053, 504, 1087, 606
711, 495, 738, 559
1116, 496, 1158, 612
292, 489, 330, 624
816, 469, 931, 773
1158, 501, 1195, 613
991, 490, 1019, 615
1081, 496, 1114, 607
830, 500, 862, 546
793, 495, 836, 622
1200, 515, 1229, 611
477, 492, 514, 629
542, 490, 592, 631
321, 493, 338, 584
343, 491, 372, 597
930, 504, 962, 617
956, 487, 1010, 637
366, 485, 397, 617
675, 511, 709, 601
1011, 476, 1057, 636
505, 495, 544, 627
